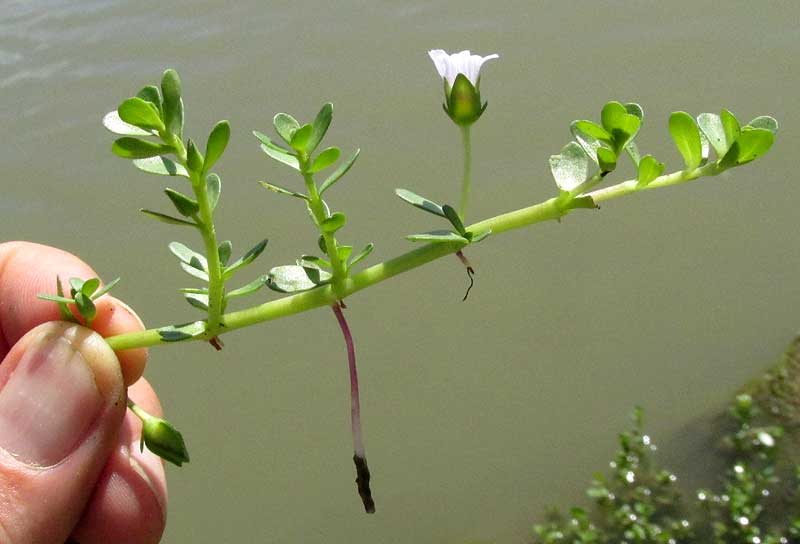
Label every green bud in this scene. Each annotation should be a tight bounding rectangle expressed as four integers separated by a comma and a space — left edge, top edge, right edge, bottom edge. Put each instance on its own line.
140, 414, 190, 467
443, 73, 487, 126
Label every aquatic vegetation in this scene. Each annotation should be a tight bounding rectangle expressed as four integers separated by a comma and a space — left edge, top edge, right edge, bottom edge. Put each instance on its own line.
533, 338, 800, 543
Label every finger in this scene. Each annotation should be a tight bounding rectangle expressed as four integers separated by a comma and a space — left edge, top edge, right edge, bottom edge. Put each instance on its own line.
0, 322, 125, 543
0, 241, 148, 386
70, 378, 167, 544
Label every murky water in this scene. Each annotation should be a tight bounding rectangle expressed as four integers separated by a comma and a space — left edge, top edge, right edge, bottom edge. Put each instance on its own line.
2, 1, 799, 542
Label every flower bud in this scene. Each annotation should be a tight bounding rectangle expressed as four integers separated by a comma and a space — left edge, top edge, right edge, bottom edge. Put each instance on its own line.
428, 49, 498, 126
140, 415, 191, 467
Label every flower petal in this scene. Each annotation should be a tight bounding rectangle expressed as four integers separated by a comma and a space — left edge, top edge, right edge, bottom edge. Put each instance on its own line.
428, 49, 499, 87
427, 49, 450, 79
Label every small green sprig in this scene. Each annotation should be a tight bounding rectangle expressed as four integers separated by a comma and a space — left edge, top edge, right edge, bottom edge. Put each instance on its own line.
37, 276, 120, 327
103, 69, 270, 344
253, 103, 372, 297
255, 105, 377, 512
549, 101, 777, 211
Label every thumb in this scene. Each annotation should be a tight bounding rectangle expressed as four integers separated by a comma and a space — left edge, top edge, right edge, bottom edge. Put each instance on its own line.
0, 322, 126, 543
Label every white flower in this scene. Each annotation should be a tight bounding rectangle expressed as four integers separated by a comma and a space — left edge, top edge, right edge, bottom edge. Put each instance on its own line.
428, 49, 499, 89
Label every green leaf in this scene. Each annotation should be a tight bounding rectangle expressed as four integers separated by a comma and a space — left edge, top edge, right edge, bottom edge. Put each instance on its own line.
394, 188, 446, 217
596, 147, 616, 173
307, 103, 333, 154
140, 209, 196, 227
297, 255, 330, 269
179, 287, 208, 295
217, 241, 232, 266
102, 111, 155, 136
348, 243, 374, 269
697, 113, 729, 157
117, 97, 165, 132
206, 173, 221, 211
720, 109, 740, 151
226, 275, 268, 298
81, 278, 100, 297
74, 292, 96, 323
406, 230, 469, 244
267, 265, 332, 293
318, 235, 327, 254
258, 181, 308, 200
600, 101, 641, 152
184, 293, 209, 311
168, 241, 208, 271
289, 123, 313, 152
570, 122, 603, 163
164, 188, 199, 217
55, 277, 76, 322
113, 138, 173, 159
624, 102, 643, 120
91, 277, 121, 300
136, 85, 162, 112
68, 277, 84, 295
224, 238, 269, 277
636, 155, 665, 186
132, 156, 189, 177
624, 140, 641, 166
336, 245, 353, 263
257, 139, 300, 170
186, 139, 204, 173
468, 229, 491, 243
273, 113, 300, 144
161, 69, 183, 139
719, 128, 774, 168
180, 262, 209, 281
37, 293, 75, 304
549, 141, 591, 192
572, 120, 613, 145
442, 205, 466, 236
204, 120, 230, 172
157, 320, 206, 342
309, 147, 341, 173
668, 111, 702, 169
319, 149, 359, 194
320, 212, 346, 233
746, 115, 779, 134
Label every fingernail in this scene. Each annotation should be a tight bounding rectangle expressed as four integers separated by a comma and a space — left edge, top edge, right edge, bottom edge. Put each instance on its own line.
0, 332, 105, 466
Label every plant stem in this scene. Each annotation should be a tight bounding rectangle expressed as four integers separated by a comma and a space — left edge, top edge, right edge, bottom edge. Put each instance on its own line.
331, 303, 374, 513
459, 125, 472, 221
193, 171, 225, 332
104, 162, 724, 352
302, 164, 346, 297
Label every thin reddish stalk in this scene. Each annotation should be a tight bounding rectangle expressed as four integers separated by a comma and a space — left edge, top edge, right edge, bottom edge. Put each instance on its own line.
331, 302, 375, 513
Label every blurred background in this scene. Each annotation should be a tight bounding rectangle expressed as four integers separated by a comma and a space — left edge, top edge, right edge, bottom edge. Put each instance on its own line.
2, 1, 799, 542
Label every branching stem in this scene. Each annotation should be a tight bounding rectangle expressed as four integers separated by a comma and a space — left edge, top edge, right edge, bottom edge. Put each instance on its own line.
104, 162, 724, 352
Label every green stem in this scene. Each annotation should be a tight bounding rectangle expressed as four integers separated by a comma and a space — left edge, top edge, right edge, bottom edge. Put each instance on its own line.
301, 161, 347, 297
193, 172, 225, 332
459, 125, 472, 220
104, 162, 723, 352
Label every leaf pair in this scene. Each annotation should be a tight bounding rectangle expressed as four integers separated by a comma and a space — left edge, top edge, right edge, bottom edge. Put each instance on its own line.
106, 70, 184, 159
571, 101, 643, 172
170, 239, 269, 311
395, 189, 490, 244
37, 276, 121, 327
669, 110, 777, 170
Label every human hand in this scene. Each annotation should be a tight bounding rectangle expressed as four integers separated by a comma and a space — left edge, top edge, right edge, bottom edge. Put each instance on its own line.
0, 242, 167, 543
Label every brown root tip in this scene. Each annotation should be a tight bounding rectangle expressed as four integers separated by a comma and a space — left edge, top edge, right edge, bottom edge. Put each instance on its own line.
353, 454, 375, 513
462, 266, 475, 302
209, 337, 224, 351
